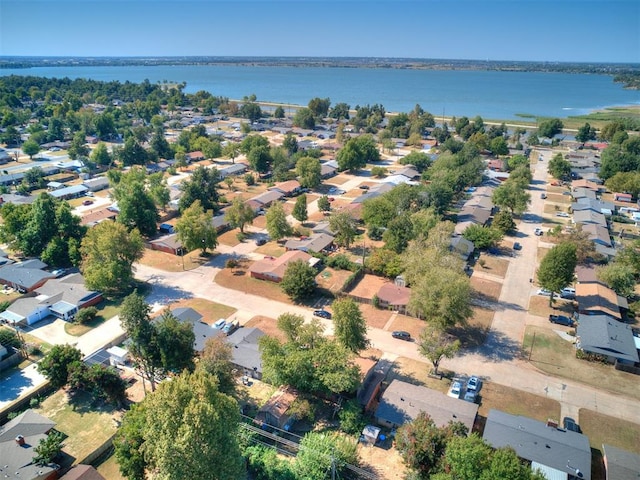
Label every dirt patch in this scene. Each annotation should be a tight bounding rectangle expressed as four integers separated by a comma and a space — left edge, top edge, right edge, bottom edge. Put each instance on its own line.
470, 276, 502, 302
475, 254, 509, 278
537, 246, 550, 262
244, 315, 286, 341
326, 175, 352, 186
546, 193, 572, 204
253, 215, 267, 229
138, 248, 209, 272
360, 303, 394, 330
528, 295, 575, 318
523, 325, 640, 399
477, 382, 561, 429
255, 242, 286, 257
358, 443, 406, 480
579, 409, 640, 454
348, 274, 388, 301
315, 267, 352, 294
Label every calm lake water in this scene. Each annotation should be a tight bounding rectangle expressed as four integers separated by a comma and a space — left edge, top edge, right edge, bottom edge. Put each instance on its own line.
2, 65, 639, 120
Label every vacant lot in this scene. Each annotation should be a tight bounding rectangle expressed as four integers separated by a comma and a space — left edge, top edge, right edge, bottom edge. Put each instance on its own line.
315, 267, 352, 294
37, 390, 122, 467
523, 325, 640, 399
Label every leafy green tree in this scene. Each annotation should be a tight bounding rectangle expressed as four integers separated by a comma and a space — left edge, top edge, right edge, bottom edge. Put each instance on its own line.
273, 105, 285, 118
336, 134, 379, 171
179, 165, 220, 212
68, 131, 89, 159
383, 213, 413, 253
599, 137, 640, 180
332, 298, 368, 353
329, 211, 357, 249
365, 247, 403, 278
240, 101, 262, 122
68, 363, 128, 406
507, 154, 529, 171
537, 242, 578, 305
481, 447, 545, 480
329, 102, 350, 120
417, 323, 460, 376
443, 434, 493, 480
222, 142, 241, 164
462, 224, 503, 250
91, 141, 111, 166
292, 107, 315, 129
280, 260, 317, 301
19, 193, 58, 257
117, 370, 245, 480
37, 344, 82, 389
114, 403, 147, 480
492, 210, 516, 234
492, 181, 530, 215
605, 171, 640, 199
307, 97, 331, 118
155, 309, 196, 373
114, 177, 159, 238
597, 262, 636, 297
548, 152, 571, 179
292, 194, 308, 223
490, 136, 509, 155
294, 432, 357, 480
199, 335, 236, 395
22, 139, 40, 159
247, 145, 272, 173
276, 313, 306, 343
296, 156, 321, 189
575, 122, 597, 144
338, 399, 366, 435
396, 412, 467, 479
537, 118, 564, 138
317, 195, 331, 213
176, 199, 218, 255
33, 431, 65, 466
225, 197, 255, 234
399, 151, 433, 171
80, 221, 144, 294
265, 201, 292, 241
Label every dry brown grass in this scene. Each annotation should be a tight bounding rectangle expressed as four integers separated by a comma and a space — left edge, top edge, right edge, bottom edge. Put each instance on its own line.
244, 315, 286, 341
523, 325, 640, 399
315, 267, 352, 294
214, 260, 293, 304
360, 303, 394, 329
537, 246, 550, 262
138, 248, 210, 272
388, 315, 426, 340
528, 295, 575, 318
579, 409, 640, 454
254, 241, 286, 257
387, 356, 451, 394
546, 193, 572, 204
471, 276, 502, 302
218, 228, 244, 246
475, 253, 509, 278
327, 175, 352, 185
450, 306, 495, 349
348, 274, 388, 300
164, 297, 237, 324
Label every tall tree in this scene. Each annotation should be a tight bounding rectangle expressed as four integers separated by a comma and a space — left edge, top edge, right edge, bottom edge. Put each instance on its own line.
296, 156, 321, 189
80, 221, 144, 294
597, 262, 636, 297
575, 122, 597, 144
332, 298, 369, 353
292, 194, 308, 223
492, 181, 530, 215
222, 142, 241, 164
37, 344, 83, 389
417, 323, 460, 376
537, 242, 578, 305
329, 211, 357, 249
336, 134, 380, 171
175, 199, 218, 255
179, 165, 220, 212
115, 370, 245, 480
90, 141, 111, 166
537, 118, 564, 138
317, 195, 331, 213
199, 336, 236, 395
225, 197, 255, 234
155, 309, 196, 373
265, 201, 292, 241
280, 260, 317, 301
22, 139, 40, 159
548, 153, 571, 179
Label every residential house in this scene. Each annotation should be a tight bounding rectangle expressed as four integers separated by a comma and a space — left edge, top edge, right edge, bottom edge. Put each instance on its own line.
487, 159, 507, 171
376, 282, 411, 313
149, 234, 183, 256
170, 307, 222, 352
581, 224, 613, 247
0, 193, 36, 206
250, 190, 284, 208
0, 409, 58, 480
82, 177, 110, 192
482, 409, 591, 480
248, 250, 318, 283
254, 385, 300, 431
185, 151, 205, 162
217, 163, 248, 178
573, 209, 607, 228
59, 465, 107, 480
576, 314, 639, 364
450, 236, 475, 261
357, 360, 385, 411
573, 198, 615, 216
575, 283, 628, 321
320, 163, 337, 179
339, 203, 363, 221
211, 213, 231, 233
374, 380, 478, 433
384, 174, 418, 186
0, 259, 55, 292
575, 265, 599, 284
456, 206, 491, 227
394, 166, 420, 180
351, 183, 394, 204
572, 188, 597, 201
572, 179, 604, 192
311, 221, 334, 236
50, 184, 89, 201
614, 192, 633, 203
269, 180, 302, 197
602, 444, 640, 480
226, 327, 265, 379
594, 244, 618, 260
284, 233, 334, 253
80, 208, 118, 227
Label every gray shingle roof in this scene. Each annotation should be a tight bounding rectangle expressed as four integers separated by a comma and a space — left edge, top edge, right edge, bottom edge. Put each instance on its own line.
482, 409, 591, 480
576, 314, 639, 363
227, 327, 265, 374
602, 444, 640, 480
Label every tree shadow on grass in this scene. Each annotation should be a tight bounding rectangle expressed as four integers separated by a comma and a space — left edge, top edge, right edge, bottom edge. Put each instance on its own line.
459, 330, 523, 362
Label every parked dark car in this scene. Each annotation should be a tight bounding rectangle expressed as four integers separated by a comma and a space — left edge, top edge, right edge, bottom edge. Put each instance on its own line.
392, 331, 411, 341
255, 238, 267, 246
313, 310, 332, 319
513, 242, 522, 250
563, 417, 582, 433
549, 314, 575, 327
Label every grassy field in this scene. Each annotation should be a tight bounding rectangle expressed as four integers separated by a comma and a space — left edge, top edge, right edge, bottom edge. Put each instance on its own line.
523, 325, 640, 399
475, 253, 509, 278
95, 452, 126, 480
477, 382, 561, 426
37, 389, 122, 467
138, 248, 211, 272
579, 409, 640, 454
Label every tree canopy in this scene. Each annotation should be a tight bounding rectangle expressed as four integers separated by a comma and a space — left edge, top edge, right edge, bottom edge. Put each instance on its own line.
537, 242, 577, 304
175, 199, 218, 255
280, 259, 317, 301
336, 134, 380, 171
331, 298, 369, 353
265, 201, 292, 241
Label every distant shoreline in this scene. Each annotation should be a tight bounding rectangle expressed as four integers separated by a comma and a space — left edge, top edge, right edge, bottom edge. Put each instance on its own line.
1, 56, 639, 76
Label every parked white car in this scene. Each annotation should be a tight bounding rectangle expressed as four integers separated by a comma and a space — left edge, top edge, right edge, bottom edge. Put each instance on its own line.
448, 381, 462, 399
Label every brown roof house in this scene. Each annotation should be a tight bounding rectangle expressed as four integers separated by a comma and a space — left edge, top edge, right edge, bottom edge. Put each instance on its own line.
249, 250, 318, 283
375, 380, 478, 432
254, 385, 300, 431
0, 409, 59, 480
59, 465, 106, 480
376, 281, 411, 314
269, 180, 302, 197
575, 283, 628, 320
149, 234, 184, 256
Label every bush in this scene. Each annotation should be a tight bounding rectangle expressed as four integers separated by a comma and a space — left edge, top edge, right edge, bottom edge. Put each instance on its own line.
326, 253, 358, 271
372, 294, 380, 309
236, 232, 247, 242
225, 258, 239, 269
338, 399, 366, 435
367, 225, 384, 240
27, 344, 41, 356
74, 306, 98, 325
371, 166, 387, 178
29, 397, 41, 408
244, 173, 256, 186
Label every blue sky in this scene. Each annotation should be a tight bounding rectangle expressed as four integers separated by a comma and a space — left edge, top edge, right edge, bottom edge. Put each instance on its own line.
1, 0, 638, 63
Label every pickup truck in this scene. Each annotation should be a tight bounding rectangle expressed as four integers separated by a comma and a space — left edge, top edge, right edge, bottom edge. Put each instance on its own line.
549, 314, 575, 327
